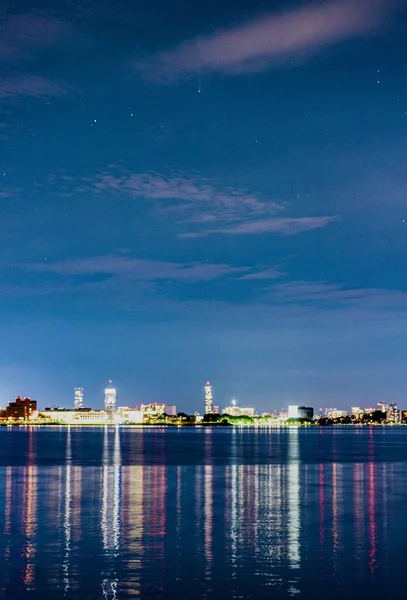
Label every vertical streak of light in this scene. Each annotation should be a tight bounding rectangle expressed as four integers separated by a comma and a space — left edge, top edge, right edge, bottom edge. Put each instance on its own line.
353, 463, 364, 577
22, 428, 37, 590
2, 466, 12, 594
72, 466, 82, 545
101, 427, 109, 551
63, 427, 72, 592
275, 465, 282, 562
204, 465, 213, 580
254, 464, 259, 557
113, 426, 121, 553
100, 427, 120, 599
368, 462, 377, 575
230, 464, 238, 574
287, 428, 300, 570
121, 463, 143, 597
4, 466, 12, 536
204, 428, 213, 581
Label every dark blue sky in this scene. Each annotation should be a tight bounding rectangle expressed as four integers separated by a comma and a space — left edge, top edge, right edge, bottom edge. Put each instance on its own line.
1, 0, 407, 412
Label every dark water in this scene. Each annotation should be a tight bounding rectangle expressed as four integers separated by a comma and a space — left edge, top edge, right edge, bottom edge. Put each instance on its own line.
1, 426, 407, 599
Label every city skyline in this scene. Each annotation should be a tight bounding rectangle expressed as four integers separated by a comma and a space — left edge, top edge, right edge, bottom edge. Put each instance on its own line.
1, 0, 407, 412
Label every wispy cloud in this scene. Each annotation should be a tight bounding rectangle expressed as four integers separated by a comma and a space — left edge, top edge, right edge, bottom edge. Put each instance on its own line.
0, 75, 67, 99
82, 170, 282, 221
181, 216, 336, 238
135, 0, 394, 81
25, 255, 248, 282
0, 13, 70, 100
238, 268, 282, 281
0, 14, 69, 59
269, 280, 407, 309
71, 169, 334, 237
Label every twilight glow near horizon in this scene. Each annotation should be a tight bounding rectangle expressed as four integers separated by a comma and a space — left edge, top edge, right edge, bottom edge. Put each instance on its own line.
1, 0, 407, 411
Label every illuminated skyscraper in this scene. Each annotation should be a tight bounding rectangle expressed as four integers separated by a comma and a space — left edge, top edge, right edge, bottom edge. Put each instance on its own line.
204, 382, 213, 415
104, 381, 116, 417
74, 387, 84, 409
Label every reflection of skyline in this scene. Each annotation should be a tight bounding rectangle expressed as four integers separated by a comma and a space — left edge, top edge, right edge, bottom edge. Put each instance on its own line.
0, 430, 405, 597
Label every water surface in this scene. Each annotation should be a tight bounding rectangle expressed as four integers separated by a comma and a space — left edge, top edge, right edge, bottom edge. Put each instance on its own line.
1, 426, 406, 598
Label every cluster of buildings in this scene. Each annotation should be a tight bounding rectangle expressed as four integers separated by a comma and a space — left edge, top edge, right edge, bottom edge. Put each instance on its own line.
320, 402, 404, 424
0, 382, 177, 425
204, 382, 256, 418
1, 379, 405, 426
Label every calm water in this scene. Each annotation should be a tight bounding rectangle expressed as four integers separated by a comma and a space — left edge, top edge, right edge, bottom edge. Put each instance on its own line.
1, 426, 407, 598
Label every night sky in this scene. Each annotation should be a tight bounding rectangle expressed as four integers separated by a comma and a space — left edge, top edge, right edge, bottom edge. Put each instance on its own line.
1, 0, 407, 412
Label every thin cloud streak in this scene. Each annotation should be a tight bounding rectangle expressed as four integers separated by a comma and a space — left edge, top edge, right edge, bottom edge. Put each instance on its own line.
136, 0, 394, 81
25, 255, 248, 281
181, 216, 336, 237
269, 280, 407, 309
0, 75, 67, 99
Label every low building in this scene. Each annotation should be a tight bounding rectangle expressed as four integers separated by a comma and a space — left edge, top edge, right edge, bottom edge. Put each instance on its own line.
140, 403, 166, 418
39, 408, 107, 424
222, 406, 255, 418
6, 396, 37, 421
117, 407, 143, 424
326, 408, 347, 420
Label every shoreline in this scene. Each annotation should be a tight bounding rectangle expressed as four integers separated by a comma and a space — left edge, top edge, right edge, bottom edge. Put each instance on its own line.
1, 422, 406, 428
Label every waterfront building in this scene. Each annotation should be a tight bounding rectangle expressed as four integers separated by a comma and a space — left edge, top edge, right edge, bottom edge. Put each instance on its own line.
288, 405, 299, 419
117, 407, 143, 424
326, 409, 347, 419
104, 381, 117, 418
288, 405, 314, 420
40, 408, 107, 424
140, 403, 166, 418
165, 404, 177, 417
377, 401, 401, 423
298, 406, 314, 420
213, 405, 219, 414
74, 387, 84, 409
6, 396, 37, 421
204, 382, 213, 414
222, 400, 255, 418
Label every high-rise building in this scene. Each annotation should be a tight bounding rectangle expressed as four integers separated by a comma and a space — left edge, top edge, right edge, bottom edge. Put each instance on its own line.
204, 381, 213, 415
74, 387, 84, 409
104, 381, 117, 418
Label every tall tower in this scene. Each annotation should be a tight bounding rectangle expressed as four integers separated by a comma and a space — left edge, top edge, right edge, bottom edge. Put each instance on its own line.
204, 381, 213, 415
104, 380, 117, 418
74, 387, 84, 409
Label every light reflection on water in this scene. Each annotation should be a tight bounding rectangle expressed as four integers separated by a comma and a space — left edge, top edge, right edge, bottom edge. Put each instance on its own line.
1, 427, 407, 598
